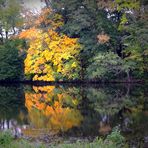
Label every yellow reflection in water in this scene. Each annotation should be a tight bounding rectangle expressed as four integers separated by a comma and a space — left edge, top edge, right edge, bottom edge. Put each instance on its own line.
25, 86, 83, 135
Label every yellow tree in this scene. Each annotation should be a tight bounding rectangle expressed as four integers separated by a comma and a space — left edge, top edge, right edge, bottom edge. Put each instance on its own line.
19, 8, 81, 81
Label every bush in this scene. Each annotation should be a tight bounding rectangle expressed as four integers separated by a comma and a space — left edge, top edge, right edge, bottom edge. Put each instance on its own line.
0, 131, 13, 146
11, 140, 46, 148
106, 128, 125, 147
52, 128, 127, 148
0, 131, 45, 148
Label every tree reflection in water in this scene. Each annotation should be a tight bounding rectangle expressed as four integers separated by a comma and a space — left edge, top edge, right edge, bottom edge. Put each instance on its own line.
0, 85, 27, 137
25, 86, 83, 136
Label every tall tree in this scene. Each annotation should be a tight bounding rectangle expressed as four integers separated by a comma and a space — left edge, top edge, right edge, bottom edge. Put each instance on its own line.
51, 0, 118, 79
0, 40, 23, 81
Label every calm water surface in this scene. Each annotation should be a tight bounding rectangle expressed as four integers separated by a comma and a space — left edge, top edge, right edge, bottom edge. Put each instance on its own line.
0, 84, 148, 147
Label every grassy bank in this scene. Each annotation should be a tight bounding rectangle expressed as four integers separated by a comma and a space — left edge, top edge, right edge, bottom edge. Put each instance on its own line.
0, 128, 127, 148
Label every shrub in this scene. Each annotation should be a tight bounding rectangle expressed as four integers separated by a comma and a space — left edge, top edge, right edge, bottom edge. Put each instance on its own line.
0, 130, 13, 146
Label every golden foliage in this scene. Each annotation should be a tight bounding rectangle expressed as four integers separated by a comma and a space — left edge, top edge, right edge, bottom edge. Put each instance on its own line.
19, 8, 81, 81
20, 27, 80, 81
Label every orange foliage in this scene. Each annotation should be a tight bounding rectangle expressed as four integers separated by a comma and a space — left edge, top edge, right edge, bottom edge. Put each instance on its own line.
35, 8, 64, 29
97, 33, 110, 44
19, 27, 40, 40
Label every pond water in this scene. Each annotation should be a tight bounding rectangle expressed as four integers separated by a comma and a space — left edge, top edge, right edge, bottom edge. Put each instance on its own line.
0, 83, 148, 147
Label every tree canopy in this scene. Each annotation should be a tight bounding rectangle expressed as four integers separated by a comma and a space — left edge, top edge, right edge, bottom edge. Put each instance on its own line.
0, 0, 147, 81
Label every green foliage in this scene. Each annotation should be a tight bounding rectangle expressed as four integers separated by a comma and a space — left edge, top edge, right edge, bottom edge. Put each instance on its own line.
52, 128, 126, 148
0, 130, 13, 146
0, 137, 45, 148
86, 52, 135, 80
106, 128, 125, 147
83, 85, 139, 115
0, 0, 147, 81
123, 19, 148, 78
0, 40, 23, 81
11, 140, 46, 148
0, 0, 23, 41
0, 129, 126, 148
52, 0, 118, 79
0, 130, 45, 148
51, 0, 147, 81
34, 0, 147, 81
0, 85, 25, 119
85, 87, 120, 115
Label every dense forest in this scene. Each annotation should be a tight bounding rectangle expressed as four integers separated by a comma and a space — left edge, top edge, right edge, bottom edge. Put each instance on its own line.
0, 0, 148, 82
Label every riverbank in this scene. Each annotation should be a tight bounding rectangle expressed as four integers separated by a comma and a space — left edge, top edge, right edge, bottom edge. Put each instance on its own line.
0, 129, 126, 148
0, 79, 147, 86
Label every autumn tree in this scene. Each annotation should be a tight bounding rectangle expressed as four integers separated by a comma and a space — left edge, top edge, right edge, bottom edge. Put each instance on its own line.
15, 0, 148, 81
19, 8, 81, 81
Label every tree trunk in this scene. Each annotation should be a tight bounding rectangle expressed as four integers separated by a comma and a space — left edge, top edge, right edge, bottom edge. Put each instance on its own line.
0, 32, 3, 44
5, 31, 8, 40
13, 26, 16, 35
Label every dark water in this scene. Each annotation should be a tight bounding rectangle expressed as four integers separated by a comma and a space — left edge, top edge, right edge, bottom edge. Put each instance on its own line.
0, 84, 148, 147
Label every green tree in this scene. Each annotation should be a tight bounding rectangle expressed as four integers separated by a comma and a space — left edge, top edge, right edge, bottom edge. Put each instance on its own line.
86, 52, 135, 81
0, 40, 23, 81
38, 0, 147, 81
123, 19, 148, 79
51, 0, 118, 80
112, 0, 148, 79
0, 0, 23, 42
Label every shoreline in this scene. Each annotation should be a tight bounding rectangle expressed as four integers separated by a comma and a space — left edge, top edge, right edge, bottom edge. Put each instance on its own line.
0, 79, 147, 86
